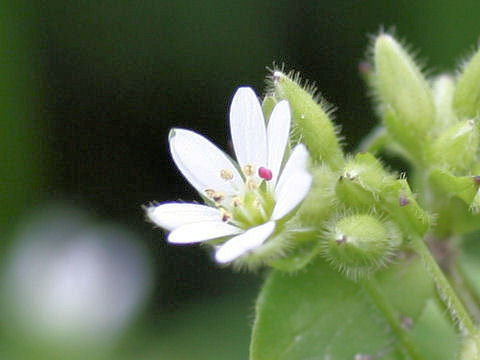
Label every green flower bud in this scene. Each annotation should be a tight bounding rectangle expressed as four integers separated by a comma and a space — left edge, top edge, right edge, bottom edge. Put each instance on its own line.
429, 120, 479, 172
383, 179, 431, 236
373, 34, 435, 160
336, 152, 395, 209
432, 74, 458, 134
269, 70, 344, 170
454, 46, 480, 119
430, 169, 479, 205
321, 214, 401, 281
460, 331, 480, 360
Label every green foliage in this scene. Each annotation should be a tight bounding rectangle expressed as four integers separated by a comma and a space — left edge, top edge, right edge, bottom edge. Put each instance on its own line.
248, 32, 480, 360
251, 258, 458, 360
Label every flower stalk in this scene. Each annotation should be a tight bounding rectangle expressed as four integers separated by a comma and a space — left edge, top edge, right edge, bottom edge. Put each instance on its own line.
411, 235, 476, 335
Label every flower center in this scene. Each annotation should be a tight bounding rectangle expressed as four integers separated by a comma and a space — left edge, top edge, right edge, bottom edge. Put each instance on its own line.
204, 164, 276, 229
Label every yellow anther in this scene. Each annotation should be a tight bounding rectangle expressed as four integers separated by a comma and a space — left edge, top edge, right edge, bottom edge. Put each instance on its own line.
243, 164, 255, 177
220, 169, 234, 181
246, 179, 259, 191
231, 196, 244, 207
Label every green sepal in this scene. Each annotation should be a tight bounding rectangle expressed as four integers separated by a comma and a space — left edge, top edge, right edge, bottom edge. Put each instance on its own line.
336, 152, 395, 209
454, 46, 480, 119
268, 236, 321, 272
382, 179, 431, 236
262, 95, 277, 122
271, 71, 344, 170
297, 165, 338, 227
429, 119, 478, 172
429, 168, 479, 205
374, 34, 435, 161
432, 74, 458, 134
383, 106, 425, 162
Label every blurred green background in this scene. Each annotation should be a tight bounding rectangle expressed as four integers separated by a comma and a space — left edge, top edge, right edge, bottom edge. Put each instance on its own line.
2, 1, 480, 358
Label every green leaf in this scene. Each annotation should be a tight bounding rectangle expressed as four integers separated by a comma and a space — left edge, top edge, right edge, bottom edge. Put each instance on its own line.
251, 257, 458, 360
412, 299, 459, 360
250, 259, 396, 360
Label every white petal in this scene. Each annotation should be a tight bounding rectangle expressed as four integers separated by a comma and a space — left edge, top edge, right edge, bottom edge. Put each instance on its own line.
168, 221, 242, 244
214, 221, 275, 263
275, 144, 310, 198
146, 203, 222, 231
267, 100, 291, 188
169, 129, 243, 196
271, 171, 312, 220
229, 87, 267, 170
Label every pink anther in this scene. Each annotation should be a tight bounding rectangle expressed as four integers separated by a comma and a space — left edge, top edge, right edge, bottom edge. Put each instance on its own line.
258, 167, 273, 181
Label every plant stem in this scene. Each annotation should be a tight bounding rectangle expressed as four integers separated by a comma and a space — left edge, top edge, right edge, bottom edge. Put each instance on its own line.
363, 277, 424, 360
451, 261, 480, 323
411, 235, 476, 335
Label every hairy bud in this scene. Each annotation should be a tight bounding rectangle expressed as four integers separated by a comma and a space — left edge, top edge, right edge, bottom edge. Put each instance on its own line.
454, 46, 480, 119
321, 214, 401, 281
373, 34, 435, 161
270, 70, 344, 170
429, 119, 479, 172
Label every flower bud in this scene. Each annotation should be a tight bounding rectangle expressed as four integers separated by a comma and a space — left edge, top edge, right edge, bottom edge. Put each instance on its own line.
336, 152, 395, 209
322, 214, 401, 281
454, 47, 480, 119
432, 75, 458, 134
429, 119, 479, 172
374, 34, 435, 159
270, 70, 344, 170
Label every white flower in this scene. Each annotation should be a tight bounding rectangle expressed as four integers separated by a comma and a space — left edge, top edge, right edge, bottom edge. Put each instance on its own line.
147, 87, 312, 264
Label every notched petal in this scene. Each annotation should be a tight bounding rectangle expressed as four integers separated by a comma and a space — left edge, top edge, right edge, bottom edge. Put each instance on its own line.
230, 87, 268, 169
169, 128, 243, 196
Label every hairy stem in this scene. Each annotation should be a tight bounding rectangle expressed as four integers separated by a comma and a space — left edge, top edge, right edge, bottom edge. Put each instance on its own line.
363, 277, 424, 360
452, 260, 480, 323
412, 235, 476, 335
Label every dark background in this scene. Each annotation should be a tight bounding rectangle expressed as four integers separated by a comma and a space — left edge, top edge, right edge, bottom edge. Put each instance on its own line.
2, 1, 480, 358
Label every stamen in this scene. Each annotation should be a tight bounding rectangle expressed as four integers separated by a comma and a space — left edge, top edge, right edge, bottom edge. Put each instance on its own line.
220, 169, 234, 181
205, 189, 216, 198
246, 179, 259, 191
221, 209, 232, 222
258, 167, 273, 181
212, 191, 226, 203
231, 196, 243, 207
243, 164, 255, 177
